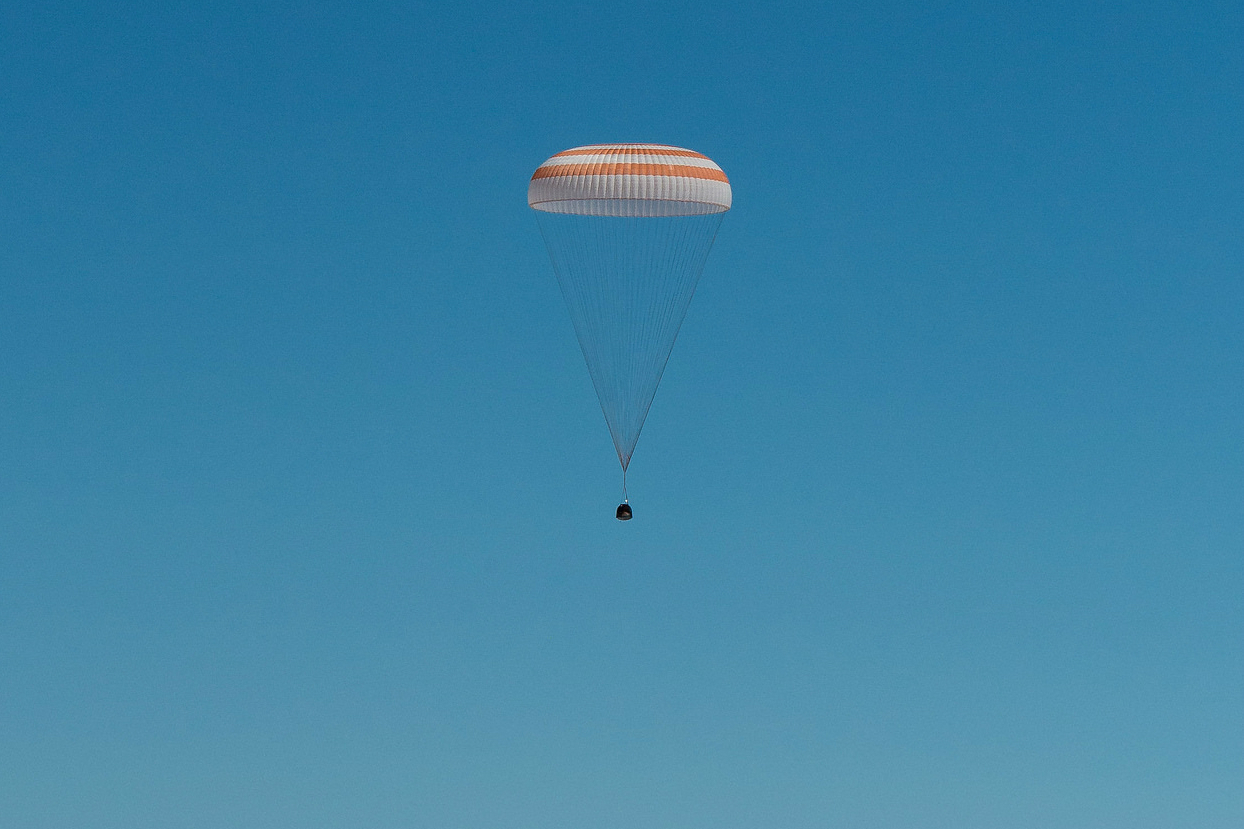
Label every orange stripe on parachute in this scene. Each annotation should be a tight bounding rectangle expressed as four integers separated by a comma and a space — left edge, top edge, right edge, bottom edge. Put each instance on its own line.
551, 146, 711, 160
532, 163, 729, 183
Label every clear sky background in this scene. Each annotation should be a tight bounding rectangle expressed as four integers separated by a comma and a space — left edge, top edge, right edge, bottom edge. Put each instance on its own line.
2, 2, 1241, 827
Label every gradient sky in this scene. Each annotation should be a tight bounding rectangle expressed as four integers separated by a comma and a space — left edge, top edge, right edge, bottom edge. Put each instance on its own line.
2, 2, 1242, 827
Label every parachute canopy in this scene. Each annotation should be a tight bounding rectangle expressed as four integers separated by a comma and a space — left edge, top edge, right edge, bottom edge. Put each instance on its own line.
529, 144, 732, 217
530, 144, 730, 503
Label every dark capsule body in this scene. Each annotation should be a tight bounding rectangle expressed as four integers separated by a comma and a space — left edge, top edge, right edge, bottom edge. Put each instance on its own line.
616, 503, 633, 521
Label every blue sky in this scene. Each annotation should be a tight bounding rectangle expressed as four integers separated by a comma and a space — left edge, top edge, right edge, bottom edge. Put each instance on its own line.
1, 1, 1241, 826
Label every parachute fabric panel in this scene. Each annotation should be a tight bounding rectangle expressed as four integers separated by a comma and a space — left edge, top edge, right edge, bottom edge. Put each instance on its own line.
536, 211, 725, 469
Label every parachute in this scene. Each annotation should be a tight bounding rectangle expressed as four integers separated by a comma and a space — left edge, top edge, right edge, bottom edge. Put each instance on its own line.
529, 144, 731, 519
